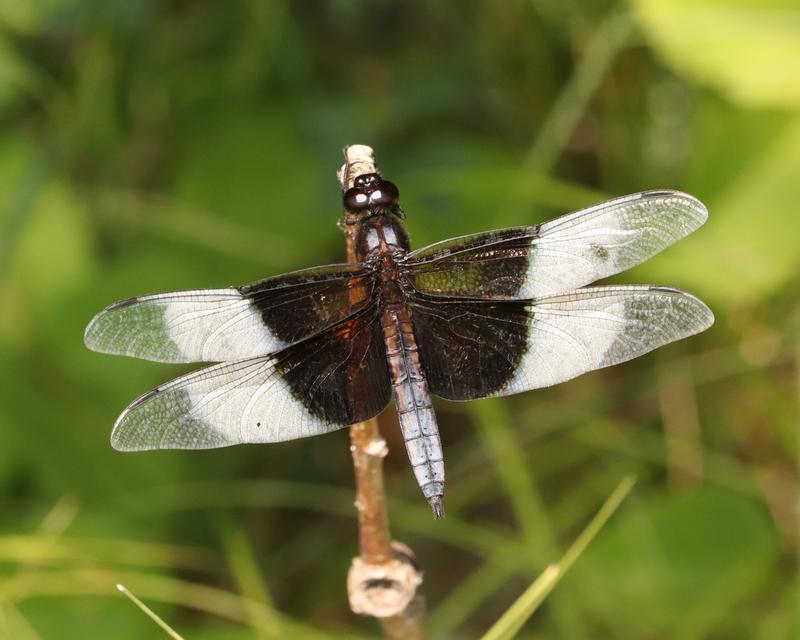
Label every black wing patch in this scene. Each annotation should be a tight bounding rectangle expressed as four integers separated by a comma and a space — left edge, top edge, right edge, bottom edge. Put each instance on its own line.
410, 294, 531, 400
405, 228, 535, 299
277, 302, 390, 426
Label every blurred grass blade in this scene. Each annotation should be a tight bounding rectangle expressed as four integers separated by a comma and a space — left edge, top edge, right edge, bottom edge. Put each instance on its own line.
36, 496, 80, 537
5, 496, 81, 611
116, 584, 185, 640
0, 603, 43, 640
472, 398, 586, 638
480, 476, 636, 640
217, 517, 281, 639
497, 10, 632, 226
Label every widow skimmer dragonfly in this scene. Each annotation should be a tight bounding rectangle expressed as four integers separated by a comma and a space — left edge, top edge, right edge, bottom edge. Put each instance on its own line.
85, 166, 713, 518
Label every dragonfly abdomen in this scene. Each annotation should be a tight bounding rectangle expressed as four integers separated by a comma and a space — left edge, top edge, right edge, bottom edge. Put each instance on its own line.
381, 306, 445, 517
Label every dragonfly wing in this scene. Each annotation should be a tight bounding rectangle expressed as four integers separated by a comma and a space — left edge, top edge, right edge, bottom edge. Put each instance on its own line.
85, 264, 375, 363
404, 191, 707, 299
111, 304, 390, 450
411, 285, 713, 400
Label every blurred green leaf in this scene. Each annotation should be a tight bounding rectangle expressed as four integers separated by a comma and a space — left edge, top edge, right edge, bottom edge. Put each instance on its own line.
0, 37, 45, 110
568, 486, 779, 638
171, 107, 334, 267
633, 0, 800, 108
0, 2, 48, 32
11, 182, 95, 305
637, 115, 800, 304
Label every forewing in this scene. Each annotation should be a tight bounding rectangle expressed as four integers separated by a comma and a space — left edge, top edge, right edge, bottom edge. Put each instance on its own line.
412, 286, 713, 400
404, 191, 707, 298
111, 304, 390, 450
85, 264, 375, 363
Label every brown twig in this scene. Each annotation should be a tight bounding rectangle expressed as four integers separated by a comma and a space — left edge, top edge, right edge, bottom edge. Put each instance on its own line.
339, 145, 426, 639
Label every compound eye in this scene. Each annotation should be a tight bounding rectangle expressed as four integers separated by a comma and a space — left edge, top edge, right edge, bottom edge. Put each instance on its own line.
344, 187, 370, 211
369, 180, 399, 207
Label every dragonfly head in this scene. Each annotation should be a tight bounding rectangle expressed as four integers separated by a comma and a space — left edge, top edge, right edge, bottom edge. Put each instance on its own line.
343, 173, 402, 218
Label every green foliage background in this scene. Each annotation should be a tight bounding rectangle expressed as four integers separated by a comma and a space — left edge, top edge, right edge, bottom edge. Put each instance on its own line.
0, 1, 797, 638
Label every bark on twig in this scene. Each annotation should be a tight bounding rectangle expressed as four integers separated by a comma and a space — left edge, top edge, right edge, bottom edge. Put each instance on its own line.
339, 145, 426, 639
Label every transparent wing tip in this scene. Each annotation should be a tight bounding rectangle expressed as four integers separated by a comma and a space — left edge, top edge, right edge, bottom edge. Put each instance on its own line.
83, 297, 138, 352
109, 388, 162, 452
692, 296, 715, 332
649, 285, 715, 333
641, 189, 708, 225
83, 312, 103, 351
110, 421, 140, 452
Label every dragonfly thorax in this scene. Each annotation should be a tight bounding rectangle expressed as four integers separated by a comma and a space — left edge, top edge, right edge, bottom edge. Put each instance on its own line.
354, 213, 411, 262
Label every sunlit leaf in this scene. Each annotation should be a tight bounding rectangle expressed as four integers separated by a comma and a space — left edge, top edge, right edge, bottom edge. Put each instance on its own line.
633, 0, 800, 108
636, 115, 800, 304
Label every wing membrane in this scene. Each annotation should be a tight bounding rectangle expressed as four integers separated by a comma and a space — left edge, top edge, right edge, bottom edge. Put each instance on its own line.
412, 286, 713, 400
404, 191, 707, 299
111, 304, 390, 450
85, 264, 375, 363
411, 295, 531, 400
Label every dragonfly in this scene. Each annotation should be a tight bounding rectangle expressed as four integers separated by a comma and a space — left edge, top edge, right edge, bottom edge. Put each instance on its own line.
85, 169, 713, 517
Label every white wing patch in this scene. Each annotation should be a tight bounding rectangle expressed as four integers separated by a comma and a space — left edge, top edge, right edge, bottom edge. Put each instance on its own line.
111, 357, 346, 451
498, 286, 714, 395
85, 289, 282, 364
521, 191, 707, 296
